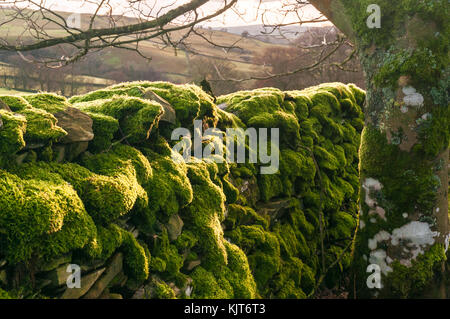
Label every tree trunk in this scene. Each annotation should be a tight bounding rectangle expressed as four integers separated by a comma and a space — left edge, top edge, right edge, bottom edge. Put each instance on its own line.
309, 0, 449, 298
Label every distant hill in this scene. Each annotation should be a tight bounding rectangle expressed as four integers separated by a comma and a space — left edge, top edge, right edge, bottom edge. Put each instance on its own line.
209, 24, 309, 44
0, 9, 350, 95
0, 9, 292, 94
209, 24, 336, 45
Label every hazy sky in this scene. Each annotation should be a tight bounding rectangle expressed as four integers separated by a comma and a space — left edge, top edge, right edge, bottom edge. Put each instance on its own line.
11, 0, 327, 27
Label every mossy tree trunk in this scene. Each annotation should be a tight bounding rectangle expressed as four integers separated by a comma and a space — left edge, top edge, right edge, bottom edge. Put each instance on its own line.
309, 0, 449, 298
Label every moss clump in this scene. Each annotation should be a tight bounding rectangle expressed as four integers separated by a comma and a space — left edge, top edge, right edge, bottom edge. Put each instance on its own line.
218, 88, 300, 147
386, 244, 446, 298
190, 266, 230, 299
0, 288, 12, 299
183, 162, 228, 269
227, 225, 281, 294
224, 204, 269, 230
79, 96, 163, 144
69, 87, 145, 103
189, 243, 257, 299
140, 140, 193, 219
85, 223, 124, 260
77, 147, 149, 223
15, 145, 150, 226
0, 95, 31, 111
0, 110, 26, 155
121, 230, 149, 282
84, 223, 149, 282
84, 112, 119, 153
220, 240, 257, 298
18, 108, 67, 144
110, 81, 219, 128
153, 281, 176, 299
0, 105, 66, 161
23, 93, 70, 114
149, 229, 185, 285
0, 167, 96, 263
174, 230, 198, 251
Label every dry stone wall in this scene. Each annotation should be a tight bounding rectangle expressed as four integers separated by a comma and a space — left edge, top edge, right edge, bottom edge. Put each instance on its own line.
0, 81, 365, 299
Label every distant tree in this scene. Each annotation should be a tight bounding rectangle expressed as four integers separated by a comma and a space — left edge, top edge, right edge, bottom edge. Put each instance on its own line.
190, 56, 245, 95
253, 34, 364, 90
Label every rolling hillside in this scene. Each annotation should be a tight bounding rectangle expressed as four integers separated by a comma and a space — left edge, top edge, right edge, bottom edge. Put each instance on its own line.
0, 8, 289, 89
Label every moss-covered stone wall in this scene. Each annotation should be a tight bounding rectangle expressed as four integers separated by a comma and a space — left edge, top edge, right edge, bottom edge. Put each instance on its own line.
0, 81, 365, 299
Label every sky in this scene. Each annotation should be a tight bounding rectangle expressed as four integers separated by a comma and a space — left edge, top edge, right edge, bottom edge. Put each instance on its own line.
6, 0, 329, 27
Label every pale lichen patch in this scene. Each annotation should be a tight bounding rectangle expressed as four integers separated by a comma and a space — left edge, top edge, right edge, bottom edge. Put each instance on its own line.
402, 86, 424, 107
362, 178, 382, 208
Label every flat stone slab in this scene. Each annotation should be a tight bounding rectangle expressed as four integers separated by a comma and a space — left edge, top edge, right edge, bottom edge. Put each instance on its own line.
83, 253, 123, 299
54, 107, 94, 143
60, 267, 105, 299
144, 89, 176, 124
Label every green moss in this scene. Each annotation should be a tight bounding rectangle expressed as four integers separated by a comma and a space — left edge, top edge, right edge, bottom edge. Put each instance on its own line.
85, 223, 123, 260
216, 108, 245, 130
348, 84, 366, 107
0, 110, 26, 155
386, 244, 446, 298
221, 240, 257, 298
80, 96, 163, 144
415, 106, 450, 158
68, 87, 145, 103
190, 266, 230, 299
0, 95, 32, 111
16, 146, 149, 226
140, 140, 193, 218
183, 163, 227, 269
19, 108, 67, 144
83, 224, 149, 282
344, 0, 449, 48
153, 281, 176, 299
228, 225, 280, 291
150, 229, 184, 284
219, 89, 300, 147
121, 230, 149, 282
327, 211, 356, 252
109, 81, 219, 128
374, 47, 447, 89
85, 112, 119, 153
23, 93, 69, 114
150, 257, 166, 273
224, 204, 268, 231
174, 230, 198, 251
0, 288, 11, 299
257, 173, 284, 202
359, 125, 441, 228
0, 81, 366, 299
280, 148, 316, 194
313, 145, 340, 171
0, 167, 96, 263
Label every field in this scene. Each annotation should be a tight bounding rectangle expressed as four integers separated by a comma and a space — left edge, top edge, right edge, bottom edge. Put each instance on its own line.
0, 87, 29, 95
0, 9, 287, 87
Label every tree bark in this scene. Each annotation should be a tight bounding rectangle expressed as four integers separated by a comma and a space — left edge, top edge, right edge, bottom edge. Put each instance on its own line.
309, 0, 449, 298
